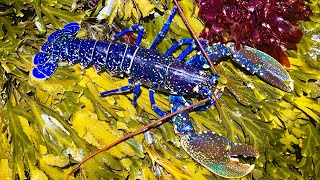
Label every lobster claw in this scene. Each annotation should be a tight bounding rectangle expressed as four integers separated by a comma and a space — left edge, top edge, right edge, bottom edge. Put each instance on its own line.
187, 42, 293, 92
181, 131, 259, 178
228, 43, 294, 92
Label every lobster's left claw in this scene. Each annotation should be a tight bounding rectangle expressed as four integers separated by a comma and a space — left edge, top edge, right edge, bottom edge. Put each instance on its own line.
181, 131, 259, 178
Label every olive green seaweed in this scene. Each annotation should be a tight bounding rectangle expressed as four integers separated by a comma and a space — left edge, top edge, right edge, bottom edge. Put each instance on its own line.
0, 0, 319, 179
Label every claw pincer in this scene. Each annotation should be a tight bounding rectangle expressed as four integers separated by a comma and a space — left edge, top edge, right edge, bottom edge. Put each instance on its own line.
170, 95, 259, 178
181, 131, 259, 178
187, 42, 293, 92
229, 44, 293, 92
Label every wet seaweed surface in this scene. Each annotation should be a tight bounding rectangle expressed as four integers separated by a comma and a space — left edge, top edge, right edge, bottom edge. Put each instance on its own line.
0, 0, 319, 179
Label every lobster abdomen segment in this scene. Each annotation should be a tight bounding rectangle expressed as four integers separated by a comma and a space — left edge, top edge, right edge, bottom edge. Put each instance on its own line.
78, 38, 96, 68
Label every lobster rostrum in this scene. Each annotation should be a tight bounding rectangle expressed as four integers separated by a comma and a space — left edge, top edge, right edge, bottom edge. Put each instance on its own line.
31, 6, 291, 178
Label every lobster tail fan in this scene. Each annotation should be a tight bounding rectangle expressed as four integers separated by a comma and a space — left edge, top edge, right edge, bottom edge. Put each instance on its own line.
62, 22, 81, 36
32, 68, 47, 79
41, 30, 64, 53
47, 30, 63, 41
46, 22, 80, 41
33, 52, 49, 65
42, 23, 80, 52
31, 53, 59, 79
32, 22, 81, 80
31, 61, 58, 79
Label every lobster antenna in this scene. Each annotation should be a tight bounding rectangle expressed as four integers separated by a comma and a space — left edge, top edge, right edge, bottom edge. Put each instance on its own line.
66, 98, 211, 180
172, 0, 217, 74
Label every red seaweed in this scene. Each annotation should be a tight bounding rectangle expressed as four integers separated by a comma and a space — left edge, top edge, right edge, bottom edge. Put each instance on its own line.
80, 0, 100, 10
195, 0, 312, 67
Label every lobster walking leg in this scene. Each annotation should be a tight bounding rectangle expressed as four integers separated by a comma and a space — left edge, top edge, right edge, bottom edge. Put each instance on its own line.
111, 7, 178, 50
113, 24, 145, 46
62, 22, 81, 36
149, 88, 165, 117
165, 38, 208, 59
177, 44, 200, 60
100, 78, 141, 107
100, 78, 132, 94
149, 6, 178, 49
132, 82, 141, 107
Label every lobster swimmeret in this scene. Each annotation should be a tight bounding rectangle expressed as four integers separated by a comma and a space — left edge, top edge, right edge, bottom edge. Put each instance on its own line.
31, 7, 292, 178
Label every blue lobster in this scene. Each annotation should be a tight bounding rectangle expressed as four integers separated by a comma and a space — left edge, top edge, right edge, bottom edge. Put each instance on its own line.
31, 7, 291, 178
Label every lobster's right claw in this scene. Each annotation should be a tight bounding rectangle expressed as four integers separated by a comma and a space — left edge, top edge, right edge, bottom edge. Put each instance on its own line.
229, 44, 294, 92
181, 131, 259, 178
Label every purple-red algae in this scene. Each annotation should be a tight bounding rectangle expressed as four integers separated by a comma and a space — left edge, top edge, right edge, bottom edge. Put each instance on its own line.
195, 0, 312, 67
